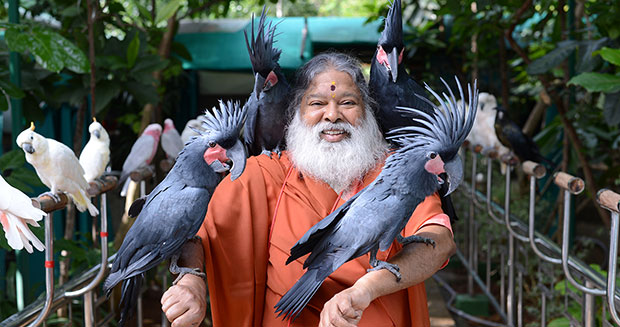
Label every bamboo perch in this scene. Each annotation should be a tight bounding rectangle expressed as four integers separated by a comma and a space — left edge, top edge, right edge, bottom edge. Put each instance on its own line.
522, 161, 546, 179
35, 176, 118, 213
553, 172, 585, 195
129, 165, 155, 183
597, 189, 620, 213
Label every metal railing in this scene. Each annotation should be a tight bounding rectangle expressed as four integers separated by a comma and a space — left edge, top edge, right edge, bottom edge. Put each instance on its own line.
437, 145, 620, 326
1, 164, 180, 327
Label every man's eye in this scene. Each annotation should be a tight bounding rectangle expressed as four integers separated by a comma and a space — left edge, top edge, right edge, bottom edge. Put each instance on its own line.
341, 100, 356, 106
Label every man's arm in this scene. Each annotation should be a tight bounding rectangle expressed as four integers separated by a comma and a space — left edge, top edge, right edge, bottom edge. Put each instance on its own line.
319, 224, 455, 327
161, 238, 207, 327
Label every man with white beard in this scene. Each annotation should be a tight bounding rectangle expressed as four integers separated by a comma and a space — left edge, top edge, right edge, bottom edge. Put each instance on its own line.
161, 53, 455, 327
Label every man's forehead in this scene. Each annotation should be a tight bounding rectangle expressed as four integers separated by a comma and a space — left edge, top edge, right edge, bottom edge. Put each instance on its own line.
307, 70, 360, 93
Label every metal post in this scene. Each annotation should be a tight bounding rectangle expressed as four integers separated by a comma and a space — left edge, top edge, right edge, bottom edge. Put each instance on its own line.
507, 234, 515, 326
504, 166, 528, 242
560, 189, 605, 296
605, 210, 620, 325
64, 192, 109, 327
486, 157, 503, 224
528, 174, 561, 264
137, 181, 146, 327
596, 189, 620, 325
500, 250, 505, 313
517, 269, 523, 327
584, 280, 596, 327
84, 291, 94, 327
468, 151, 476, 295
28, 212, 54, 327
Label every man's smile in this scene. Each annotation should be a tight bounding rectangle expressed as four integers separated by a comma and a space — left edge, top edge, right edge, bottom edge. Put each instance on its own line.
320, 128, 349, 142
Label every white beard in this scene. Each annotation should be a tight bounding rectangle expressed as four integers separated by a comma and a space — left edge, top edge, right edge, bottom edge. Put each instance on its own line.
286, 110, 389, 193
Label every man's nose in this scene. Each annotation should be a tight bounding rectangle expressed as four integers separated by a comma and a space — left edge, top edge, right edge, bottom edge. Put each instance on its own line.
323, 102, 342, 123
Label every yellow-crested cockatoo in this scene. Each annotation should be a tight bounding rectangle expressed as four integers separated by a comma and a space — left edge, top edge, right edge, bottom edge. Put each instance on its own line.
161, 118, 184, 159
119, 123, 162, 197
0, 174, 45, 253
16, 123, 99, 216
79, 119, 110, 183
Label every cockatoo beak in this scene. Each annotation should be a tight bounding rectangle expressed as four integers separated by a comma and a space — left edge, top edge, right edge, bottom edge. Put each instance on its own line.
254, 73, 266, 100
444, 155, 464, 196
226, 140, 247, 181
22, 143, 35, 154
387, 47, 400, 83
94, 130, 101, 139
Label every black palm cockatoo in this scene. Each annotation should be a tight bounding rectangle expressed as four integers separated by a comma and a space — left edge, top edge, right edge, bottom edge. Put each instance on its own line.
243, 7, 291, 157
274, 77, 478, 321
369, 0, 458, 224
369, 0, 433, 137
103, 100, 247, 326
494, 106, 554, 166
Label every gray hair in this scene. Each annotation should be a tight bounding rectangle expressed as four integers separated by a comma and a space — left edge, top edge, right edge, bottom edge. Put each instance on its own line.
287, 52, 377, 119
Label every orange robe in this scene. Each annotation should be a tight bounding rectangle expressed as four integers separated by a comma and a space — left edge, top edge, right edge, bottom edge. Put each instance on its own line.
197, 152, 446, 326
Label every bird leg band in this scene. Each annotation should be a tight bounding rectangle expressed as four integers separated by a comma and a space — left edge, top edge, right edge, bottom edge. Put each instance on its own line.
396, 234, 436, 248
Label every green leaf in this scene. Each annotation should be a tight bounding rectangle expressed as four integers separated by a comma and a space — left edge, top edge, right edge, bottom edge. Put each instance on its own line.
527, 40, 579, 75
604, 92, 620, 126
5, 27, 64, 72
0, 92, 8, 111
598, 47, 620, 67
0, 150, 26, 171
0, 79, 25, 99
94, 80, 121, 113
576, 38, 607, 73
132, 0, 153, 23
124, 82, 159, 106
154, 0, 182, 25
568, 72, 620, 93
126, 34, 140, 68
7, 168, 45, 189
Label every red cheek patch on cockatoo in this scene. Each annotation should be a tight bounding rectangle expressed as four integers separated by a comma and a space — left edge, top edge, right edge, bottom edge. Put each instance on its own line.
16, 123, 99, 216
80, 119, 110, 183
119, 123, 162, 197
161, 119, 184, 159
0, 175, 45, 253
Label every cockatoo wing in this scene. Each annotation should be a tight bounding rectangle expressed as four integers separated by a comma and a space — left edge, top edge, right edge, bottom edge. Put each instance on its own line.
122, 135, 157, 173
161, 129, 184, 159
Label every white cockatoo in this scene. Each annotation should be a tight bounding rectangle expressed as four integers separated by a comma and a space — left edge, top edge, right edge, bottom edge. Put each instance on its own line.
0, 174, 45, 253
79, 119, 110, 183
161, 118, 184, 159
464, 92, 510, 156
16, 123, 99, 216
180, 118, 205, 144
119, 123, 162, 197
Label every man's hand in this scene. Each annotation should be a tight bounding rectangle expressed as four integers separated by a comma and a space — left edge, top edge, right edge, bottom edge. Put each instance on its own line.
319, 284, 372, 327
161, 274, 207, 327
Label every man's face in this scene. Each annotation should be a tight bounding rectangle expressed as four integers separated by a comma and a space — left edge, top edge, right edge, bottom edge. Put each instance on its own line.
299, 69, 365, 143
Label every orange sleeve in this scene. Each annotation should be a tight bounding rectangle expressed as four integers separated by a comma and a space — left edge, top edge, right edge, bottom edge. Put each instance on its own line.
195, 157, 278, 327
402, 192, 446, 236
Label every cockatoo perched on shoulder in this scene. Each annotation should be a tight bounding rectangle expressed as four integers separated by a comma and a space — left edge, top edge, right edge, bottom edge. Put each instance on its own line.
161, 119, 184, 159
0, 175, 45, 253
119, 123, 162, 197
16, 123, 99, 216
181, 118, 205, 144
80, 119, 110, 183
464, 92, 510, 156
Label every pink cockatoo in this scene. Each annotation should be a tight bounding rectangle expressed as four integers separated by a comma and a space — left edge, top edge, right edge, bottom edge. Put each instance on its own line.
161, 119, 184, 159
0, 174, 45, 253
120, 123, 162, 197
